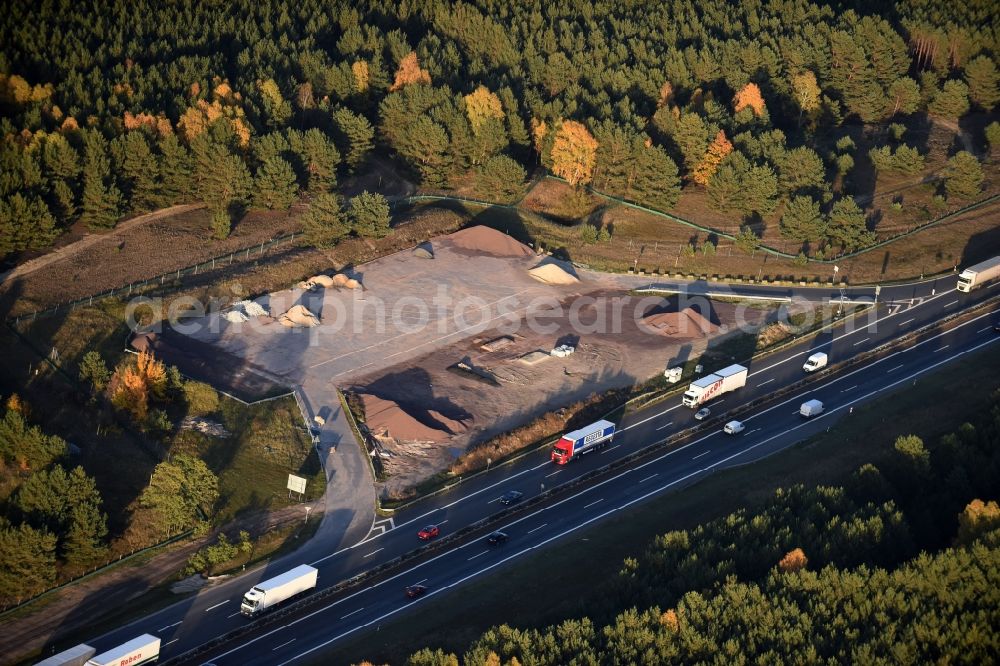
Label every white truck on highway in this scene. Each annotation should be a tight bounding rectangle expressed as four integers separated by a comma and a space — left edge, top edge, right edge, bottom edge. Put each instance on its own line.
803, 352, 828, 372
34, 644, 96, 666
85, 635, 159, 666
800, 399, 824, 418
957, 256, 1000, 292
240, 564, 318, 617
682, 364, 748, 407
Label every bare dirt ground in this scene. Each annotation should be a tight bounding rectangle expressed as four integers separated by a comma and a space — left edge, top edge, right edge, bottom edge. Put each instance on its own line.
162, 225, 774, 497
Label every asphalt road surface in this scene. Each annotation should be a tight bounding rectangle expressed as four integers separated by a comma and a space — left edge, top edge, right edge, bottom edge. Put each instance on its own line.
73, 274, 998, 664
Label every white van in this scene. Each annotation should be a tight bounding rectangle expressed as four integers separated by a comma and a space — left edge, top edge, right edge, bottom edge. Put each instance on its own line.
723, 420, 745, 435
800, 399, 824, 418
803, 352, 828, 372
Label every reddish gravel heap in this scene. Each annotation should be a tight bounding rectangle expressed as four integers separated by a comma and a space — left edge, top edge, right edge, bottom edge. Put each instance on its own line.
445, 226, 535, 257
360, 393, 452, 442
642, 307, 718, 338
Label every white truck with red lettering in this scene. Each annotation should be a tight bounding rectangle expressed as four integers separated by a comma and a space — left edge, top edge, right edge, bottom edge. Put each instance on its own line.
85, 635, 159, 666
682, 364, 748, 407
34, 644, 96, 666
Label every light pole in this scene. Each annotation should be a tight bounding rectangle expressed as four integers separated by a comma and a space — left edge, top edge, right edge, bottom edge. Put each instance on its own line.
304, 506, 311, 525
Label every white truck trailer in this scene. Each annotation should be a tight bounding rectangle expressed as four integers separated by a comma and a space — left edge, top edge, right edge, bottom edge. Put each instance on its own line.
803, 352, 828, 372
682, 364, 748, 407
85, 635, 159, 666
240, 564, 318, 617
34, 644, 96, 666
957, 256, 1000, 292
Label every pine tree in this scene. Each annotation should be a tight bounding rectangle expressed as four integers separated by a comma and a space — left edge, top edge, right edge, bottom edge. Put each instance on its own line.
157, 134, 192, 206
350, 191, 391, 238
478, 155, 527, 202
630, 141, 681, 211
257, 78, 292, 129
498, 86, 530, 149
777, 146, 827, 199
985, 122, 1000, 157
0, 193, 57, 256
887, 78, 920, 116
111, 132, 160, 212
332, 107, 374, 172
297, 128, 340, 192
941, 151, 984, 200
929, 80, 971, 119
301, 192, 349, 248
395, 116, 452, 187
780, 195, 824, 242
826, 197, 873, 251
79, 130, 122, 229
253, 157, 299, 210
963, 55, 1000, 111
0, 524, 57, 604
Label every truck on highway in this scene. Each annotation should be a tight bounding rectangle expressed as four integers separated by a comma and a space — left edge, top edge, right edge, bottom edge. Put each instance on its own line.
551, 420, 616, 464
240, 564, 318, 617
85, 635, 159, 666
803, 352, 828, 372
957, 256, 1000, 292
34, 644, 96, 666
682, 364, 748, 407
800, 399, 824, 418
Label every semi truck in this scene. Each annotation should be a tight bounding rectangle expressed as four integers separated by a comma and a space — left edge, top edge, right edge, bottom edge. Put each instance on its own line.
85, 635, 159, 666
957, 256, 1000, 292
551, 420, 616, 464
682, 364, 748, 407
240, 564, 318, 617
34, 644, 96, 666
800, 399, 824, 418
803, 352, 828, 372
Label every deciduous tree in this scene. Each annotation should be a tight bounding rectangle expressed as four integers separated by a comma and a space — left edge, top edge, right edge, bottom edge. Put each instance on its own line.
733, 82, 766, 116
390, 52, 431, 91
550, 120, 598, 187
791, 71, 821, 123
691, 130, 733, 187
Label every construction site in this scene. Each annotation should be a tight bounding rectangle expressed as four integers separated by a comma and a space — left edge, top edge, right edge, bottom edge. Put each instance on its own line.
137, 226, 774, 497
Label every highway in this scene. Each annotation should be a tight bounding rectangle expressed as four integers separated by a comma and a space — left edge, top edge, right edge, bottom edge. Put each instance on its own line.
73, 274, 998, 665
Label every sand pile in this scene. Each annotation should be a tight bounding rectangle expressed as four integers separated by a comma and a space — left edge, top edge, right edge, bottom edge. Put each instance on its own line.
446, 226, 534, 258
298, 274, 359, 290
332, 274, 350, 286
235, 300, 269, 317
344, 278, 360, 289
223, 310, 249, 323
642, 308, 718, 338
528, 262, 579, 285
278, 304, 320, 328
413, 243, 434, 259
360, 394, 452, 442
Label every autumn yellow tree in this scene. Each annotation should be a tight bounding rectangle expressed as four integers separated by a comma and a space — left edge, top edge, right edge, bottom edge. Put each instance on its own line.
734, 82, 766, 116
778, 547, 808, 573
657, 81, 674, 108
791, 71, 822, 123
956, 499, 1000, 546
390, 52, 431, 92
464, 86, 504, 133
352, 61, 370, 92
550, 120, 599, 187
660, 609, 681, 632
691, 130, 733, 186
108, 351, 167, 422
531, 118, 548, 158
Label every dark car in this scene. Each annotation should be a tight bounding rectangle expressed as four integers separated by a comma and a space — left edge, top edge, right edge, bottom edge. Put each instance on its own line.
405, 584, 428, 599
499, 490, 524, 505
486, 531, 509, 546
417, 525, 440, 540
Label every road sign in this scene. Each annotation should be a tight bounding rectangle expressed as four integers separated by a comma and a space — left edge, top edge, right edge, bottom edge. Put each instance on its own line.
287, 474, 307, 495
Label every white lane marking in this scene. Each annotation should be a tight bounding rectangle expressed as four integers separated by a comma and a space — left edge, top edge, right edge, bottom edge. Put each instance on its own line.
240, 332, 1000, 666
639, 474, 657, 483
748, 287, 959, 377
527, 523, 547, 534
747, 428, 761, 435
414, 578, 427, 585
600, 445, 620, 455
158, 621, 182, 631
205, 601, 228, 612
363, 548, 383, 558
468, 551, 487, 561
853, 337, 869, 346
487, 497, 500, 504
842, 385, 857, 392
655, 422, 673, 431
621, 403, 681, 432
979, 326, 993, 333
757, 378, 775, 387
887, 365, 904, 373
936, 345, 950, 352
946, 300, 958, 307
340, 608, 364, 620
545, 469, 562, 477
227, 611, 241, 618
583, 499, 604, 509
692, 450, 711, 460
273, 639, 296, 651
164, 639, 178, 647
309, 544, 354, 566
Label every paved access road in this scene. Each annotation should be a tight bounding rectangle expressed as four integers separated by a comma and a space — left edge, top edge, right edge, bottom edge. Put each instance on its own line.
79, 274, 996, 664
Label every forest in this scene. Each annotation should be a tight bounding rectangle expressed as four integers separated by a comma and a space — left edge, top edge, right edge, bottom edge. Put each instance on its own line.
398, 390, 1000, 665
1, 0, 998, 263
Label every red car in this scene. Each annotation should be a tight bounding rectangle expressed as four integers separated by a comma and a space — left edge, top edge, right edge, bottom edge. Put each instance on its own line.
417, 524, 440, 540
405, 584, 428, 599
